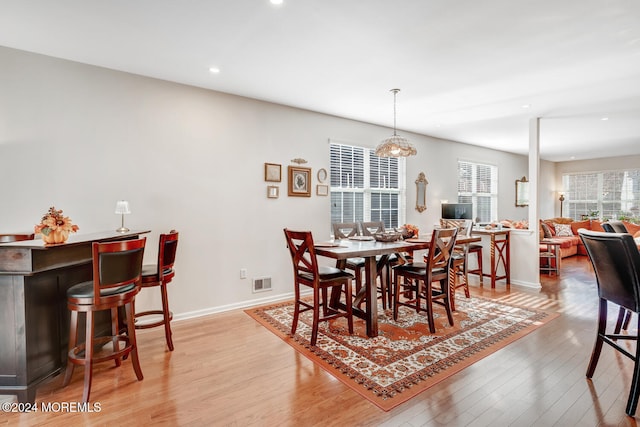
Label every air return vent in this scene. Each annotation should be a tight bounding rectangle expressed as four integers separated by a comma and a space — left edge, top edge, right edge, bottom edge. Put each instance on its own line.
253, 277, 272, 293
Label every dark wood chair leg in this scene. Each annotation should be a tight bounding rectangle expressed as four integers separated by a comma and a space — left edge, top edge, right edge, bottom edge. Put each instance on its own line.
623, 309, 633, 331
345, 281, 354, 334
386, 264, 394, 309
626, 315, 640, 416
311, 288, 320, 346
614, 306, 626, 336
443, 278, 454, 326
424, 281, 435, 333
82, 310, 94, 403
586, 299, 607, 378
449, 267, 457, 312
393, 271, 400, 321
160, 283, 174, 351
63, 310, 78, 387
291, 285, 301, 336
125, 301, 144, 381
111, 307, 122, 367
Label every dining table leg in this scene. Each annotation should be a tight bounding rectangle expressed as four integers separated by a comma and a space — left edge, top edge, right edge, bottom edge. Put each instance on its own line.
364, 256, 378, 337
330, 257, 378, 337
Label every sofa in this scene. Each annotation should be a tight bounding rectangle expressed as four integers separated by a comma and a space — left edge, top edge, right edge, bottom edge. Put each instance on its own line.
539, 218, 640, 258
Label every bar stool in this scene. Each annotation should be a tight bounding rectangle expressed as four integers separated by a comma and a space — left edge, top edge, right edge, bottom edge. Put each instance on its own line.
63, 238, 146, 402
135, 230, 179, 351
467, 244, 483, 283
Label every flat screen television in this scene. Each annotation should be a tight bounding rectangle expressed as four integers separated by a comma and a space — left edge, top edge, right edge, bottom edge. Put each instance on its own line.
441, 203, 473, 220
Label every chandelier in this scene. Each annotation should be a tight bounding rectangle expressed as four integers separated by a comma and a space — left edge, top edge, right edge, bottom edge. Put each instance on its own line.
375, 88, 417, 157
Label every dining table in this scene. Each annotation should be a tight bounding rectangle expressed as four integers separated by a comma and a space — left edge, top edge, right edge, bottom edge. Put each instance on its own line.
314, 233, 481, 337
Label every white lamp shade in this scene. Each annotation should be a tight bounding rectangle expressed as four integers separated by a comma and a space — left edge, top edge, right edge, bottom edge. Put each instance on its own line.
114, 200, 131, 215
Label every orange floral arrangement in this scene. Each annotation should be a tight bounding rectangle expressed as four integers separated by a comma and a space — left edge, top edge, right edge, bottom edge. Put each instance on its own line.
402, 224, 419, 238
34, 206, 79, 240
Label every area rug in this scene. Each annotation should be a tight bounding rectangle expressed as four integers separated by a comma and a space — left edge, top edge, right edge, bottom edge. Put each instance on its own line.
245, 295, 558, 411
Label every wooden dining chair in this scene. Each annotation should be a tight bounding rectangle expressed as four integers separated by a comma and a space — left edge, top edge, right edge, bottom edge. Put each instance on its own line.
360, 220, 397, 309
601, 222, 633, 334
284, 228, 354, 346
135, 230, 179, 351
63, 238, 146, 402
393, 227, 458, 333
439, 219, 473, 310
579, 229, 640, 416
332, 222, 367, 301
603, 221, 629, 233
332, 222, 360, 239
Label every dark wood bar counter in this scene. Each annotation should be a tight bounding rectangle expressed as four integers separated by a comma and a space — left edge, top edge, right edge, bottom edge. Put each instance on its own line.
0, 230, 150, 403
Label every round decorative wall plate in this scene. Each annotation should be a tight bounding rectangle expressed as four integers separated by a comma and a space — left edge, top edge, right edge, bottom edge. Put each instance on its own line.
317, 168, 328, 183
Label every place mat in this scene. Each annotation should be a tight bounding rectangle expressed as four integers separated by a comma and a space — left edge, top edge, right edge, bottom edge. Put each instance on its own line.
246, 295, 558, 411
405, 237, 430, 243
314, 241, 342, 247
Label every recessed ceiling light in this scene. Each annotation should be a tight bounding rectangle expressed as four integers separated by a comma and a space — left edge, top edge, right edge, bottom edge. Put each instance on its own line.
270, 0, 284, 5
209, 67, 220, 74
521, 104, 531, 109
601, 117, 609, 121
570, 156, 576, 160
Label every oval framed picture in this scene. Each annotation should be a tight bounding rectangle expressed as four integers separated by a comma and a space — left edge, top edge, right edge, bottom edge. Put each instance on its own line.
317, 168, 328, 183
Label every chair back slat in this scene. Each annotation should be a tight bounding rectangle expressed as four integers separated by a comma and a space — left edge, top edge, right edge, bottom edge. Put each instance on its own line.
360, 221, 385, 236
602, 221, 629, 233
426, 227, 458, 271
284, 229, 318, 278
332, 222, 359, 239
579, 230, 640, 311
93, 238, 146, 301
158, 231, 179, 278
440, 219, 472, 237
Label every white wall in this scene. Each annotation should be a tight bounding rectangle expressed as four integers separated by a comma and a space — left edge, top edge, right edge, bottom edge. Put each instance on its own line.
0, 46, 529, 317
556, 155, 640, 175
539, 160, 557, 218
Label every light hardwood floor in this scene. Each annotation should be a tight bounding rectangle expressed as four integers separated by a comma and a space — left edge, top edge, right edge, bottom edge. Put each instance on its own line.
2, 256, 639, 426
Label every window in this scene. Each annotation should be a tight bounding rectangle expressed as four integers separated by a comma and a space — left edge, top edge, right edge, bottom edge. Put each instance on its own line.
330, 142, 405, 229
457, 160, 498, 222
563, 169, 640, 221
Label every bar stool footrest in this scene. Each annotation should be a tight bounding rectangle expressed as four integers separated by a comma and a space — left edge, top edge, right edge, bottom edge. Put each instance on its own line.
134, 309, 173, 329
67, 335, 133, 365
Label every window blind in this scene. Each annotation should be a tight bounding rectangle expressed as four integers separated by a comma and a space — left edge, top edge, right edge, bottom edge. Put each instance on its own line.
457, 160, 498, 222
330, 142, 405, 228
563, 169, 640, 220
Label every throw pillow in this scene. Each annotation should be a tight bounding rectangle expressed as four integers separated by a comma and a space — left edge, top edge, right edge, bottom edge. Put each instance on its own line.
570, 220, 591, 235
554, 223, 573, 237
540, 221, 553, 238
623, 221, 640, 235
544, 221, 557, 235
591, 220, 605, 232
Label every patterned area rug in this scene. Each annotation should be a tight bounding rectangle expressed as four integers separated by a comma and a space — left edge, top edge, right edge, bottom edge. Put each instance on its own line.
245, 295, 558, 411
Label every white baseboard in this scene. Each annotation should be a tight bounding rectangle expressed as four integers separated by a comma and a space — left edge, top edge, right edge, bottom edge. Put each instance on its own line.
510, 279, 541, 289
172, 291, 298, 322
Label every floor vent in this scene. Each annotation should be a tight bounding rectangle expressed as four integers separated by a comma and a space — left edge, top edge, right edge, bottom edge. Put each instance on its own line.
253, 277, 272, 293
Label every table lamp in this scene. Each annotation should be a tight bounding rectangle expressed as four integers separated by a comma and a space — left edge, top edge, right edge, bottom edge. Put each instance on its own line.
114, 200, 131, 233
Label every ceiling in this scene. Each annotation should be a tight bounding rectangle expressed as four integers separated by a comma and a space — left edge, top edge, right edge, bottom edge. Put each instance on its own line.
1, 0, 640, 162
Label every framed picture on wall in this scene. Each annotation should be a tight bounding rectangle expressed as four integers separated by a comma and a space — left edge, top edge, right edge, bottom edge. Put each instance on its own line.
264, 163, 282, 182
267, 185, 279, 199
316, 184, 328, 196
288, 166, 311, 197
